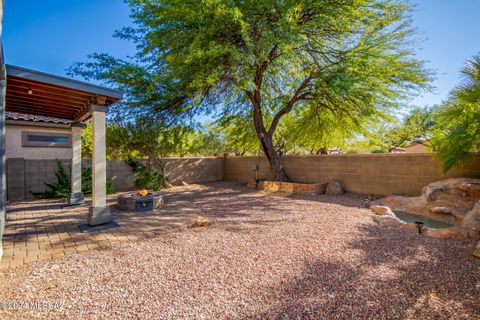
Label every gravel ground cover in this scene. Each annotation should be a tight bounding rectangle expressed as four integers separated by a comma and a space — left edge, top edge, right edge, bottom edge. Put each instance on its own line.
0, 182, 479, 319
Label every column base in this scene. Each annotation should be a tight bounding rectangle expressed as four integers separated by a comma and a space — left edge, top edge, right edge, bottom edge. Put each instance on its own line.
87, 206, 112, 226
68, 192, 85, 205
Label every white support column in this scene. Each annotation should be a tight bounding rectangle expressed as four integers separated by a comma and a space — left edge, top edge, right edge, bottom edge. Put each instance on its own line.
87, 105, 112, 225
68, 123, 84, 205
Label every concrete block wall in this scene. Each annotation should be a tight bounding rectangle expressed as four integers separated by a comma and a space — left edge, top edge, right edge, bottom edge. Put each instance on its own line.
6, 158, 25, 201
105, 160, 136, 191
163, 157, 224, 185
6, 154, 480, 200
224, 154, 480, 196
24, 159, 71, 198
6, 157, 224, 200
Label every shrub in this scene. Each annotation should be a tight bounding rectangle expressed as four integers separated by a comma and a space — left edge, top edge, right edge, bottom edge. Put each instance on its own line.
82, 167, 116, 195
126, 157, 165, 190
35, 161, 116, 199
35, 160, 71, 199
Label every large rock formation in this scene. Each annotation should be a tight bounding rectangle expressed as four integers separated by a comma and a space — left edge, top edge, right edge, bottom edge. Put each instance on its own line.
370, 178, 480, 242
371, 178, 480, 229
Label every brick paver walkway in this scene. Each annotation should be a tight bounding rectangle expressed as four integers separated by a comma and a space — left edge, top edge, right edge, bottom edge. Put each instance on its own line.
1, 191, 199, 269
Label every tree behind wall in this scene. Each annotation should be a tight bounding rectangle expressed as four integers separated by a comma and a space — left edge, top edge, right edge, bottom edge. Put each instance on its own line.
367, 106, 436, 153
71, 0, 431, 181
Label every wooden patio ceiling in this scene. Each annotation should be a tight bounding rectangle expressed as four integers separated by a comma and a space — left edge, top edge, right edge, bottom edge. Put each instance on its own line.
5, 65, 123, 121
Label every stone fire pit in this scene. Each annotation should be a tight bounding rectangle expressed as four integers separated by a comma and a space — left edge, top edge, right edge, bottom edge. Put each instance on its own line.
117, 191, 164, 212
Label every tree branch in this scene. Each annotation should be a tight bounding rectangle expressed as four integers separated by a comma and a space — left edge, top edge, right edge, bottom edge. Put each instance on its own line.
268, 76, 313, 135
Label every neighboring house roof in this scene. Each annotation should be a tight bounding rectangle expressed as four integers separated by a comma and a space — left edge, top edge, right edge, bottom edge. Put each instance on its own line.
390, 147, 406, 153
5, 111, 72, 125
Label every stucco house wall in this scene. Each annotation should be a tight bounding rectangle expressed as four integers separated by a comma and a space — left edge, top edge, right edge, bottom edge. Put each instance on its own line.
5, 124, 72, 160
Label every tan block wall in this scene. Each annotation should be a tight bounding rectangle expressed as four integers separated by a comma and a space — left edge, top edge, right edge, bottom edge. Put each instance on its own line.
163, 157, 224, 185
106, 157, 224, 191
224, 154, 480, 196
6, 124, 72, 160
6, 157, 224, 200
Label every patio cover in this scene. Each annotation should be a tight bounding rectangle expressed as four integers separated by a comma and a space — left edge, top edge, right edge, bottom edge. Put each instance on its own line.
5, 64, 122, 121
0, 49, 123, 265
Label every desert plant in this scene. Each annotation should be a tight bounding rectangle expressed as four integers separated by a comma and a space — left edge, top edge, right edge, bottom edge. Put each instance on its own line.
81, 167, 116, 195
35, 161, 116, 199
35, 160, 71, 199
126, 157, 165, 190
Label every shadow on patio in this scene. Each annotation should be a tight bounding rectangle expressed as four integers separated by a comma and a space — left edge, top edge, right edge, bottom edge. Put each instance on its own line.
1, 192, 200, 269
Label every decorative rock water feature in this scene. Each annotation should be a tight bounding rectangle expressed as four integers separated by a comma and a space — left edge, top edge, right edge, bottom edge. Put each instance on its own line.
370, 178, 480, 243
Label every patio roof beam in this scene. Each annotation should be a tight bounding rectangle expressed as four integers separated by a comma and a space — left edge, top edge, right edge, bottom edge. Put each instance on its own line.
6, 65, 123, 100
7, 76, 103, 100
7, 87, 89, 107
5, 69, 122, 122
6, 95, 87, 110
74, 101, 110, 123
6, 83, 94, 103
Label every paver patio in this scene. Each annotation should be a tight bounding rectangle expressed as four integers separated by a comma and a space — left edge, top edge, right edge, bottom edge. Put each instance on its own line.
1, 190, 199, 269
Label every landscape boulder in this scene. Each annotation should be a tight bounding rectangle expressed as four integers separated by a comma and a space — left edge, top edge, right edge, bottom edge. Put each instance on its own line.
473, 242, 480, 259
325, 181, 344, 196
370, 205, 395, 217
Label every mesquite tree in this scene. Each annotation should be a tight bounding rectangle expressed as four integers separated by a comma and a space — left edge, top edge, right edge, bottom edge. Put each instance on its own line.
70, 0, 431, 181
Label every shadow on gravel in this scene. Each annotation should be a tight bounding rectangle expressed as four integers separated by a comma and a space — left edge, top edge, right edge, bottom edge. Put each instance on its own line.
253, 223, 480, 319
284, 192, 367, 209
167, 183, 294, 219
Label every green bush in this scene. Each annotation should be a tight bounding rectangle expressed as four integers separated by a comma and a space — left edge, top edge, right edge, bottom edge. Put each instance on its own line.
35, 161, 116, 199
126, 157, 165, 190
35, 160, 71, 199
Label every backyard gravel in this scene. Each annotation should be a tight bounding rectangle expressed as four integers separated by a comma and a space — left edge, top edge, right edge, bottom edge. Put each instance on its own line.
1, 182, 479, 319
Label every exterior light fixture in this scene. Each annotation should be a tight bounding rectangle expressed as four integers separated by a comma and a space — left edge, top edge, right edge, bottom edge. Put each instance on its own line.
27, 88, 33, 95
415, 221, 424, 234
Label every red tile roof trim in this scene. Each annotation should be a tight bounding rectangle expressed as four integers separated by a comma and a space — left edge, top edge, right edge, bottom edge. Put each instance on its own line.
5, 111, 72, 124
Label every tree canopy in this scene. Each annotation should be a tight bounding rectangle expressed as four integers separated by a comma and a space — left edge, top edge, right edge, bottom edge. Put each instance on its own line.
432, 54, 480, 171
367, 106, 435, 152
71, 0, 431, 180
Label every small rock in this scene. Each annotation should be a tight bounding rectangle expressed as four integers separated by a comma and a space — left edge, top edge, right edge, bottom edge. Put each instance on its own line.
429, 206, 452, 214
188, 216, 212, 228
325, 181, 344, 196
473, 242, 480, 259
370, 205, 394, 216
246, 179, 258, 189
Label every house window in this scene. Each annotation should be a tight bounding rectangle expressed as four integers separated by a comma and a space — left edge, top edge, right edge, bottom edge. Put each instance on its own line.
22, 131, 72, 148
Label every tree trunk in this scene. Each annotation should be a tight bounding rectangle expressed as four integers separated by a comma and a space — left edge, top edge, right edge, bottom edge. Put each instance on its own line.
316, 148, 328, 155
260, 133, 290, 181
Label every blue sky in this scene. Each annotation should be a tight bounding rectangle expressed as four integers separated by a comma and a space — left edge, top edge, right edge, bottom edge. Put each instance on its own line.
3, 0, 480, 109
